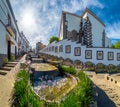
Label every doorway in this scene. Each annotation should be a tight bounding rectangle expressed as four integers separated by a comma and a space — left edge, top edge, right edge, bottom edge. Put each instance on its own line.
8, 41, 11, 60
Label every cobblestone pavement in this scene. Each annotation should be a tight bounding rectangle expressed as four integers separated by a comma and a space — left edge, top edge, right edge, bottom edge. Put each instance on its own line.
86, 71, 120, 107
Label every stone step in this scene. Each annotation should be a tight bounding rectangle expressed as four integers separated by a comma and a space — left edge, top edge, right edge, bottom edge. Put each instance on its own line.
0, 67, 11, 71
5, 64, 15, 67
0, 70, 8, 75
6, 62, 17, 64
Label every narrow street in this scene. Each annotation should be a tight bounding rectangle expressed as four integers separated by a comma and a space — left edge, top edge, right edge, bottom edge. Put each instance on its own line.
86, 72, 120, 107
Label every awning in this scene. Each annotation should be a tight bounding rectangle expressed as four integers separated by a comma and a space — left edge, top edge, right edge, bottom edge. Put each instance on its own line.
6, 34, 17, 46
6, 25, 15, 37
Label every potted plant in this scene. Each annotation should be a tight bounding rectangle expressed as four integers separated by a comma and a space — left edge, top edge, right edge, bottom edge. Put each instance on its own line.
4, 57, 8, 64
11, 55, 15, 61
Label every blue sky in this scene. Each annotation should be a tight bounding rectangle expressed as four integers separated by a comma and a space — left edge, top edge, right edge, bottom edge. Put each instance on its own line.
10, 0, 120, 47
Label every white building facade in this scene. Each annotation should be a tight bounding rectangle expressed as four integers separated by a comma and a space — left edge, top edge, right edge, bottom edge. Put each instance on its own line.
0, 0, 30, 67
40, 8, 120, 66
18, 32, 30, 55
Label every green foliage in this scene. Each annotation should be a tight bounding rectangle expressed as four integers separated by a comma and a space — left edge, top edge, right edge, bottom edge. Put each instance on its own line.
58, 65, 76, 75
4, 57, 8, 63
13, 67, 92, 107
115, 41, 120, 48
111, 44, 115, 48
85, 61, 95, 71
60, 71, 93, 107
63, 58, 73, 66
116, 64, 120, 72
60, 92, 79, 107
11, 55, 15, 61
77, 71, 93, 106
12, 69, 44, 107
107, 64, 117, 73
49, 36, 59, 44
74, 60, 81, 65
95, 63, 106, 72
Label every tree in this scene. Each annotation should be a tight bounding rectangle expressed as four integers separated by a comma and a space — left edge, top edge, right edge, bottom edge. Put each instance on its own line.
111, 44, 115, 48
49, 36, 59, 44
115, 41, 120, 48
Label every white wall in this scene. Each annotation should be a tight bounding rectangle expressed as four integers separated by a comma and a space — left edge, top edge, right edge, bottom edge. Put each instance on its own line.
66, 14, 81, 32
83, 12, 104, 47
41, 40, 120, 66
0, 23, 8, 54
0, 0, 19, 55
59, 18, 63, 40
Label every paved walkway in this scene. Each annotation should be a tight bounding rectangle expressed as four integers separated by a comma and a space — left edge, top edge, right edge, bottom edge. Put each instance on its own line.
0, 71, 15, 107
86, 71, 120, 107
0, 55, 26, 107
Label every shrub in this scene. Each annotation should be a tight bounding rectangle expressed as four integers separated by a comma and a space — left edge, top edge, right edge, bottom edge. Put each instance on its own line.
84, 61, 95, 71
117, 64, 120, 73
58, 57, 64, 62
11, 55, 15, 61
77, 71, 93, 106
95, 63, 106, 72
12, 69, 44, 107
4, 57, 8, 63
107, 64, 117, 73
74, 60, 81, 65
58, 65, 76, 75
73, 60, 82, 69
63, 58, 73, 66
60, 71, 93, 107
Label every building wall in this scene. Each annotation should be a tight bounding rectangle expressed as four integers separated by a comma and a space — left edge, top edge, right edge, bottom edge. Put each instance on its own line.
59, 17, 63, 40
59, 11, 111, 48
83, 12, 104, 47
0, 22, 8, 55
41, 39, 120, 66
0, 0, 20, 66
66, 14, 81, 32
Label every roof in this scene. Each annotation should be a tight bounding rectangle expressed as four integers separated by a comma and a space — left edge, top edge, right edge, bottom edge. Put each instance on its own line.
59, 8, 105, 38
62, 11, 81, 18
59, 11, 81, 38
81, 8, 105, 27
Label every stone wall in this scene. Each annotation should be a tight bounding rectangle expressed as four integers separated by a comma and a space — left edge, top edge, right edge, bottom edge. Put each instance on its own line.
40, 39, 120, 66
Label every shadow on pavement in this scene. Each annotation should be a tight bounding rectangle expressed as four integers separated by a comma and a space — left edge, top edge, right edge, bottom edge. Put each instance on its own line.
95, 85, 116, 107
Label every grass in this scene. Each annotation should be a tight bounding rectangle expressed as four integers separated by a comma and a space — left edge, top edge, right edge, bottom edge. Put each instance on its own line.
12, 66, 92, 107
58, 65, 76, 75
12, 69, 44, 107
60, 71, 93, 107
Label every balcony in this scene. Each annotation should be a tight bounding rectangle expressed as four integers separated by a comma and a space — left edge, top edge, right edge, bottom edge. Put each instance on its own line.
6, 23, 16, 37
6, 34, 17, 46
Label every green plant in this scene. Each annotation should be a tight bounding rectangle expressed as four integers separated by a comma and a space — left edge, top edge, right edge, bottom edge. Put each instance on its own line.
4, 57, 8, 63
63, 58, 73, 66
85, 61, 94, 71
11, 55, 15, 61
107, 64, 117, 73
49, 36, 59, 44
78, 71, 93, 106
13, 66, 92, 107
74, 60, 81, 65
95, 63, 106, 72
12, 69, 44, 107
58, 65, 76, 75
117, 64, 120, 72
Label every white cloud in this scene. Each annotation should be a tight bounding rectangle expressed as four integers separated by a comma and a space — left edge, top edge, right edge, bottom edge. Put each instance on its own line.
106, 22, 120, 39
10, 0, 104, 48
